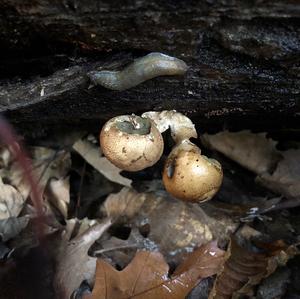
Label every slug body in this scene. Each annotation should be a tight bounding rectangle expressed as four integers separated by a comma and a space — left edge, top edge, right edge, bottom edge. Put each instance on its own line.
88, 52, 188, 91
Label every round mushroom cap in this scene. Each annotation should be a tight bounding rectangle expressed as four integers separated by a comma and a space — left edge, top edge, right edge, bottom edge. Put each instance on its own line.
100, 115, 164, 171
163, 141, 223, 202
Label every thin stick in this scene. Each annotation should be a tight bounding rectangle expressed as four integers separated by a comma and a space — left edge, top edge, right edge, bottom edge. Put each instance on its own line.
94, 244, 138, 255
261, 197, 300, 213
76, 160, 86, 217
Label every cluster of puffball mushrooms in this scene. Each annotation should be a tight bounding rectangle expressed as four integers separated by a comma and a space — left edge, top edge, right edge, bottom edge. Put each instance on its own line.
89, 52, 223, 202
100, 110, 223, 203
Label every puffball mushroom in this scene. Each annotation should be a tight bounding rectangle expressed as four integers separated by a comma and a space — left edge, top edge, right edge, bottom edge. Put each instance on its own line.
163, 140, 223, 202
100, 110, 223, 202
100, 115, 164, 171
143, 110, 223, 202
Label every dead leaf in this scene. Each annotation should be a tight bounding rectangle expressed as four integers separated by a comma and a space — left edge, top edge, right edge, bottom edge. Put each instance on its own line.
257, 267, 291, 299
102, 188, 237, 263
208, 238, 298, 299
258, 149, 300, 198
73, 139, 132, 187
0, 147, 70, 200
0, 146, 11, 168
95, 228, 159, 269
103, 187, 146, 219
202, 131, 281, 175
44, 177, 70, 218
85, 241, 225, 299
54, 217, 111, 299
0, 177, 24, 219
0, 215, 30, 241
202, 131, 300, 199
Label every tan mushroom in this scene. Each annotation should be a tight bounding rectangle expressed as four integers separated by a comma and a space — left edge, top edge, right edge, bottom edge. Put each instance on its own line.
143, 110, 223, 202
162, 140, 223, 202
100, 115, 164, 171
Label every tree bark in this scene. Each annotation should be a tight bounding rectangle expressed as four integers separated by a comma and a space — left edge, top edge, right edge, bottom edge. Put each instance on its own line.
0, 0, 299, 133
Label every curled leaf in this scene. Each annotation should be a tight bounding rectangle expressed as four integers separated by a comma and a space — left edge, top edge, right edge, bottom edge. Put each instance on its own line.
209, 238, 299, 299
44, 177, 70, 218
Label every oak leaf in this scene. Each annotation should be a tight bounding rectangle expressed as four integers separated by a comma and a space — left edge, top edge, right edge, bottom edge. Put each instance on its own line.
54, 217, 112, 299
85, 241, 224, 299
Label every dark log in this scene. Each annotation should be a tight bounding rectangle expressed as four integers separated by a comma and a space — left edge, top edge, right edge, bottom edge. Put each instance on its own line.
0, 0, 299, 134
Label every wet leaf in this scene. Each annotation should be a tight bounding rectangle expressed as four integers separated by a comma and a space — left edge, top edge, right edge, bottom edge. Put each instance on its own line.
73, 139, 132, 187
84, 241, 225, 299
202, 131, 280, 175
54, 217, 111, 299
208, 238, 299, 299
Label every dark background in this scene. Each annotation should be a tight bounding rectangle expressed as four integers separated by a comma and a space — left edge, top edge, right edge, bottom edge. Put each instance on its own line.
0, 0, 299, 136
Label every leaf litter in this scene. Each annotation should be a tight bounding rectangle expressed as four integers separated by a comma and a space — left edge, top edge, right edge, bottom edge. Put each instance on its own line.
0, 128, 299, 299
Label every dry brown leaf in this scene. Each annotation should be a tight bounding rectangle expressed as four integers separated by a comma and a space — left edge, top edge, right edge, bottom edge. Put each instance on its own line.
202, 131, 281, 175
85, 241, 225, 299
54, 217, 112, 299
102, 188, 237, 263
208, 238, 298, 299
0, 177, 24, 219
257, 149, 300, 198
73, 138, 132, 187
44, 177, 70, 218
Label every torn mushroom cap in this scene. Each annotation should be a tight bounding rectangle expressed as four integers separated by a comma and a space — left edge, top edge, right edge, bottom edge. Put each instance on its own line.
100, 115, 164, 171
141, 110, 197, 143
163, 140, 223, 202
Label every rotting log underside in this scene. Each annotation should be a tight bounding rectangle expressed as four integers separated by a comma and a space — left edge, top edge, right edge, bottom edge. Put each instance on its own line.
0, 0, 299, 135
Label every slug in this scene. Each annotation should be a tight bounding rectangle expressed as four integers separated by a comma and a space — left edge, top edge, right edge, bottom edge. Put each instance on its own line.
88, 52, 188, 91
